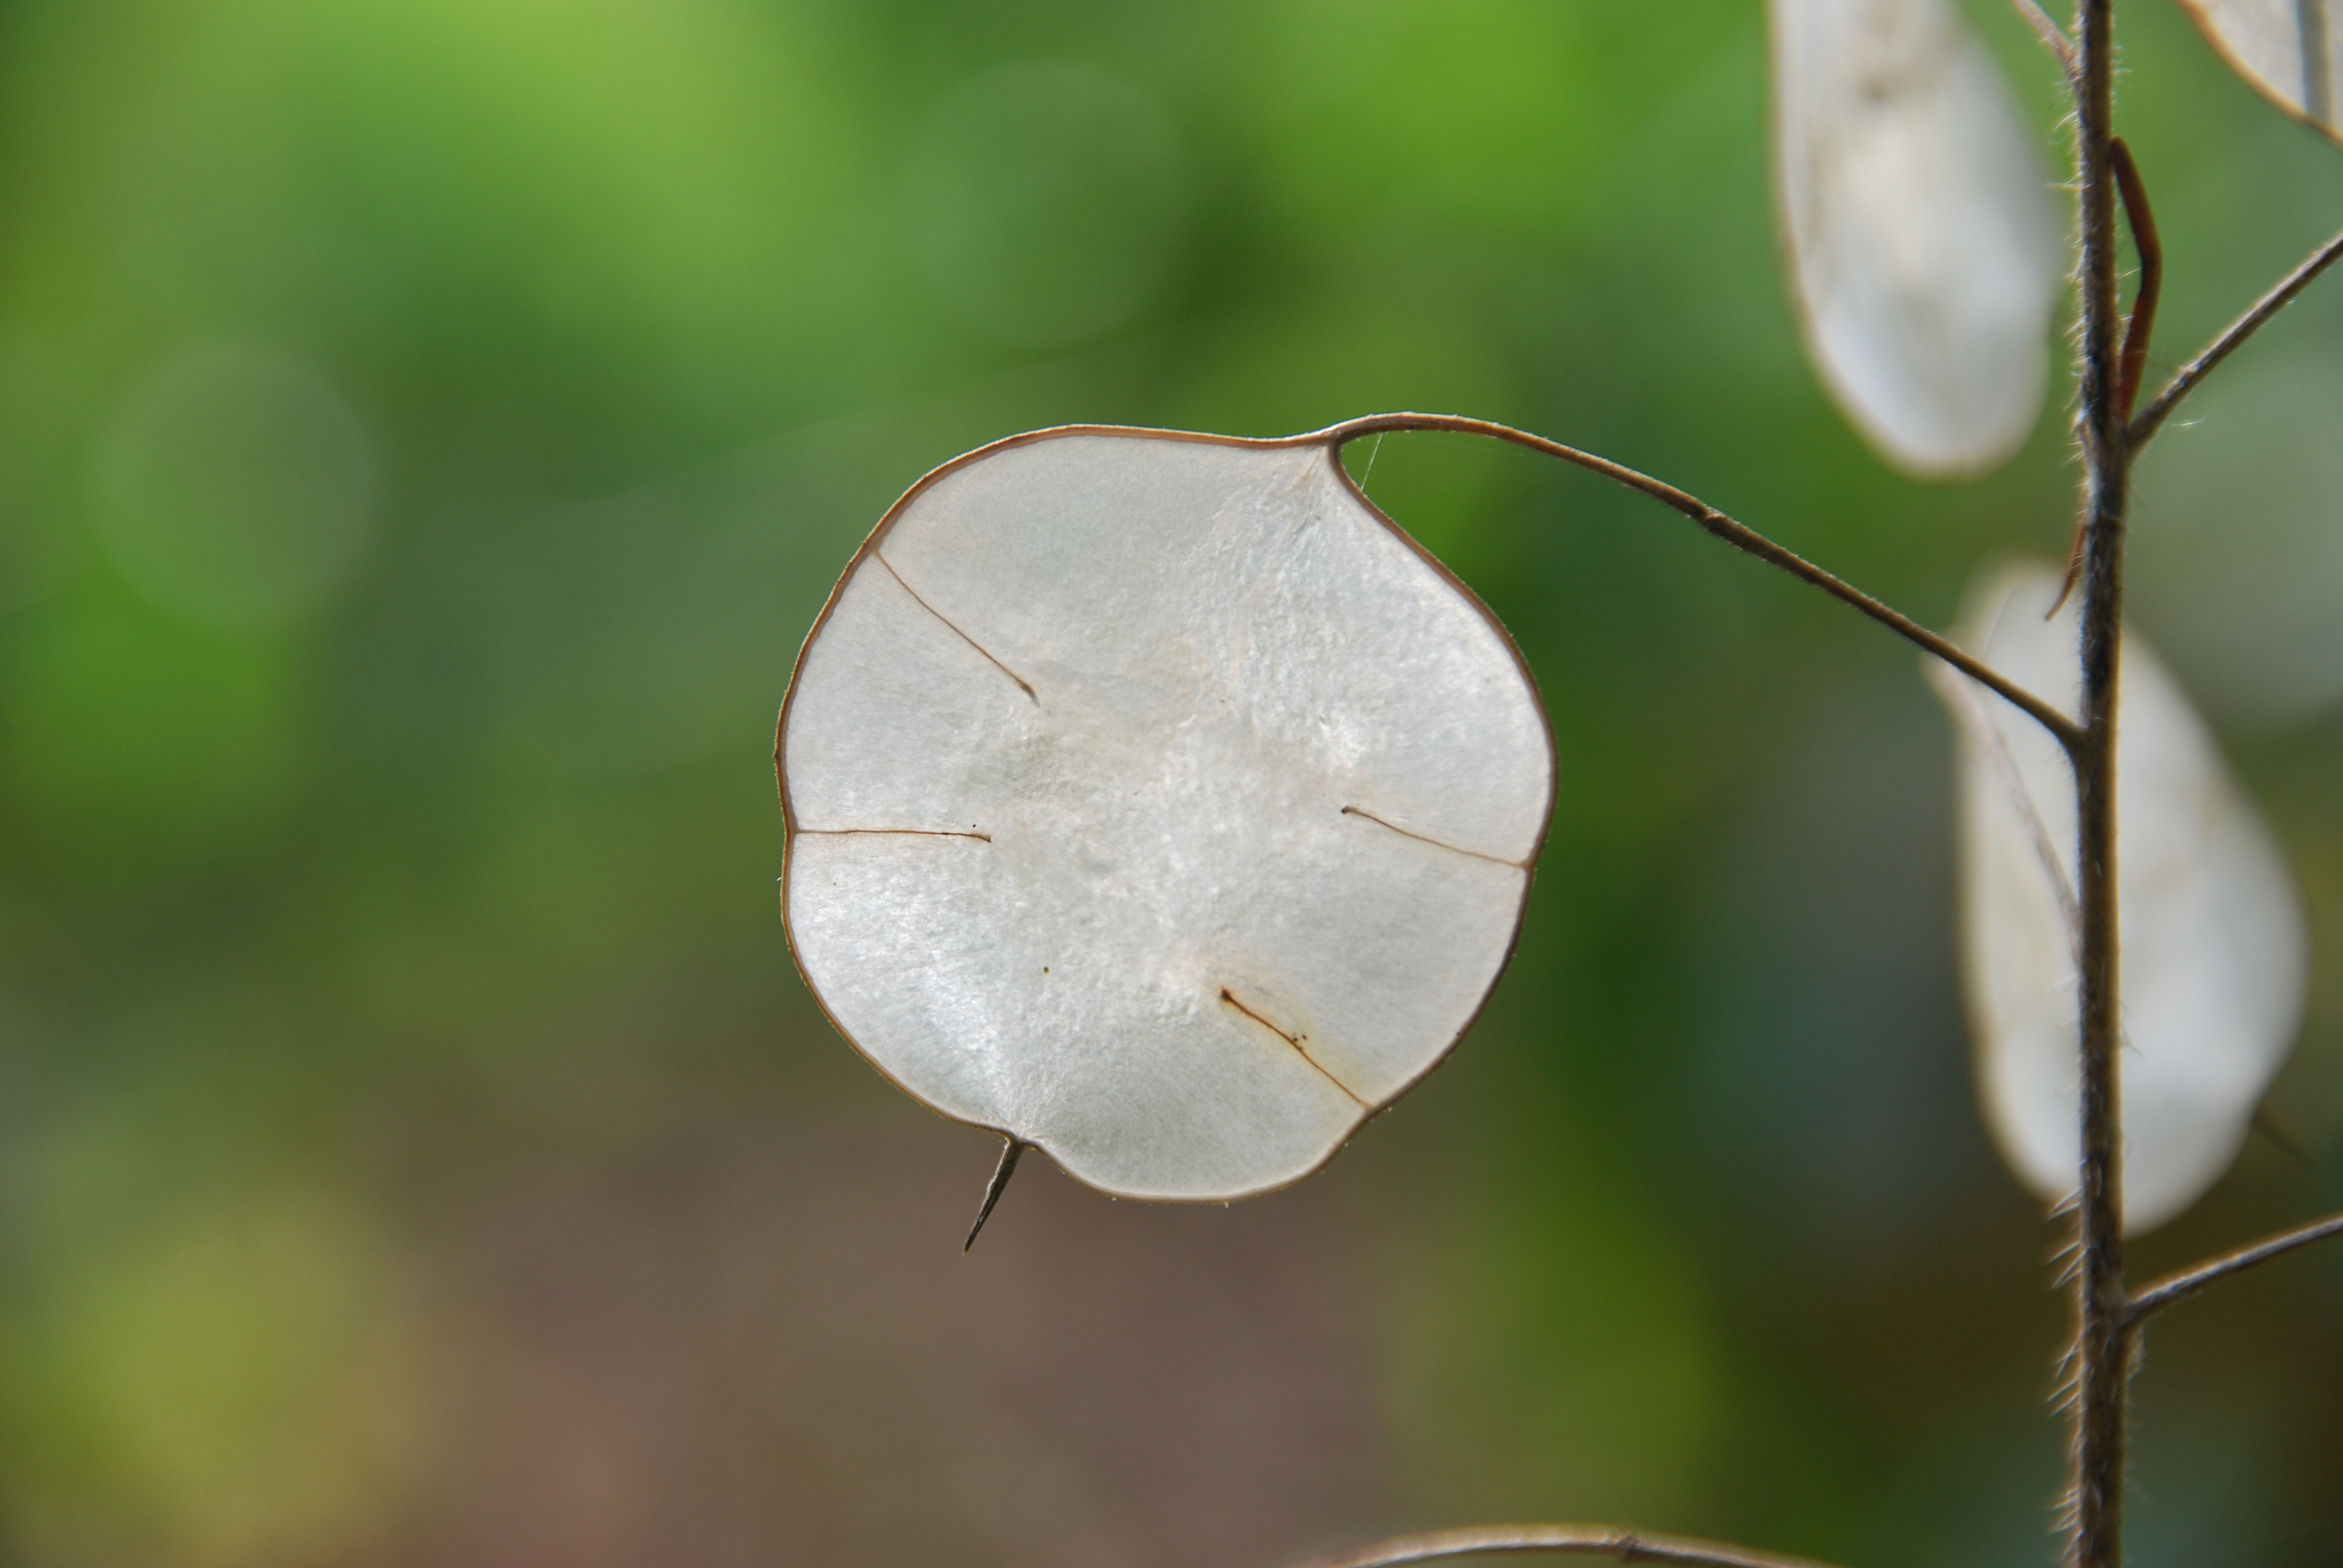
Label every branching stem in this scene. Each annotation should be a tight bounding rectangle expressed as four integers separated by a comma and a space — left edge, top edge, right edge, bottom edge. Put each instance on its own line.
1311, 14, 2343, 1568
2056, 135, 2161, 615
1317, 414, 2080, 754
2010, 0, 2078, 74
1289, 1525, 1844, 1568
2125, 1211, 2343, 1328
2129, 223, 2343, 448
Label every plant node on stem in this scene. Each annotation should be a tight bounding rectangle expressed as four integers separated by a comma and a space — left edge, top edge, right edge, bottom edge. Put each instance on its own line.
2056, 135, 2159, 615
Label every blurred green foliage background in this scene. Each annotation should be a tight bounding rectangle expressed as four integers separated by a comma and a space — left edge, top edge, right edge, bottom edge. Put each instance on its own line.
0, 1, 2339, 1564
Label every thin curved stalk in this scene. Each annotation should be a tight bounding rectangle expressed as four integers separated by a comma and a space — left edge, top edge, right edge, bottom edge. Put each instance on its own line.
1314, 414, 2080, 754
2129, 224, 2343, 449
1286, 1524, 1845, 1568
2125, 1210, 2343, 1328
2009, 0, 2077, 75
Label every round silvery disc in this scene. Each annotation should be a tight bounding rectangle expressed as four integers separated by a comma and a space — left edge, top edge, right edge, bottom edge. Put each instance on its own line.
779, 427, 1553, 1201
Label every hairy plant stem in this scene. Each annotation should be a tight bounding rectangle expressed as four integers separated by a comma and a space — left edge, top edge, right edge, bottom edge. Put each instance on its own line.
2069, 4, 2129, 1567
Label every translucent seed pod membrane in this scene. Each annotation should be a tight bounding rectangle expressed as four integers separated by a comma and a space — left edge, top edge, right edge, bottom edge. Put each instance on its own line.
2175, 0, 2343, 144
778, 429, 1555, 1202
1772, 0, 2060, 479
1933, 560, 2307, 1235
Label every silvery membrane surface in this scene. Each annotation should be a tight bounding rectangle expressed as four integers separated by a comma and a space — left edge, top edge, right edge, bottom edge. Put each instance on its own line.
1772, 0, 2058, 478
2175, 0, 2343, 142
781, 431, 1553, 1201
1938, 560, 2305, 1234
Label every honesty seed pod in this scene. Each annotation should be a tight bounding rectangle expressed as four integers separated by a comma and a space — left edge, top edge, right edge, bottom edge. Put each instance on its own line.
1772, 0, 2060, 479
777, 427, 1554, 1207
2175, 0, 2343, 143
1932, 559, 2307, 1234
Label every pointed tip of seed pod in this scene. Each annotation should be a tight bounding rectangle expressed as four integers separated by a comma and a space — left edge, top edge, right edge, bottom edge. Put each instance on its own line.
962, 1136, 1027, 1252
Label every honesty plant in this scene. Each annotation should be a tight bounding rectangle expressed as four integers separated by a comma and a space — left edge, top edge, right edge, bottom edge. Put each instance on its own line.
775, 4, 2343, 1565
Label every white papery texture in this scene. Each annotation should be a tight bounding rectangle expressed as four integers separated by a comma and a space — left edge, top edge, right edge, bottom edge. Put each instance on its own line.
2176, 0, 2343, 141
1935, 561, 2306, 1234
1772, 0, 2059, 478
782, 431, 1552, 1201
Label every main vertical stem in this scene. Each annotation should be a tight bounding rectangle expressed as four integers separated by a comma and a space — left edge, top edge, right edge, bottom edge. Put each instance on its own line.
2071, 4, 2130, 1567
